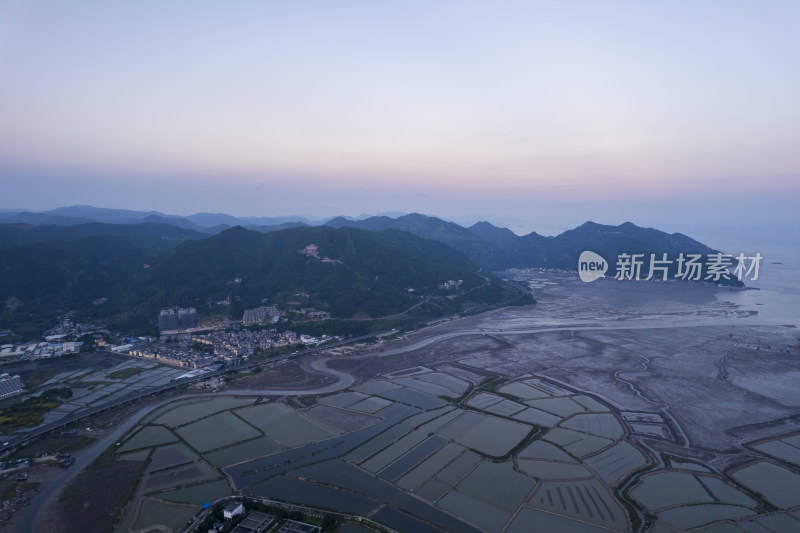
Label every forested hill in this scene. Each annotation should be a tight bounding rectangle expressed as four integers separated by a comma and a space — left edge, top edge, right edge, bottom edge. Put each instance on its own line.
0, 225, 529, 335
326, 215, 718, 272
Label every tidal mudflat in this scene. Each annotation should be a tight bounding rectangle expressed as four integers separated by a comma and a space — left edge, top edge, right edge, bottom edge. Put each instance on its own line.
107, 272, 799, 532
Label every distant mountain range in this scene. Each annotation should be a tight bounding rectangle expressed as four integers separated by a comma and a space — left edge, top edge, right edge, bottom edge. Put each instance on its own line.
0, 222, 207, 249
326, 214, 715, 275
1, 205, 720, 271
120, 225, 514, 320
325, 213, 722, 273
0, 206, 738, 336
0, 223, 529, 336
0, 205, 325, 232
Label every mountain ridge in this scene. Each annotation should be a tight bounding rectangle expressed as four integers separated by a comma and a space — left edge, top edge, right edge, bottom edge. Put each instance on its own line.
1, 208, 728, 276
0, 225, 528, 335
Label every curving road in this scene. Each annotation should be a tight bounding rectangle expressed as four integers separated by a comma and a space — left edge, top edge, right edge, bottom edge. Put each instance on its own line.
20, 317, 768, 533
224, 357, 354, 396
22, 356, 351, 533
23, 397, 184, 533
369, 319, 766, 358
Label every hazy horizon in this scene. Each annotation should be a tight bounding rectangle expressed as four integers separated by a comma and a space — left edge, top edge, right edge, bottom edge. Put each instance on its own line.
1, 1, 798, 236
2, 203, 799, 249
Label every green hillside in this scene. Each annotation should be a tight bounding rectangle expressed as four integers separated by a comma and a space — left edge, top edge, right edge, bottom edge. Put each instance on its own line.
0, 225, 530, 336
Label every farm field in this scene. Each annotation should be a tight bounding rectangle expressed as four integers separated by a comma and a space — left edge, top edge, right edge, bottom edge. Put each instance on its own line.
415, 371, 470, 394
752, 439, 800, 466
117, 449, 150, 462
413, 407, 461, 433
294, 460, 399, 500
583, 441, 648, 484
506, 507, 614, 533
518, 459, 593, 479
204, 436, 283, 468
498, 381, 550, 400
360, 430, 429, 472
466, 392, 503, 409
154, 478, 233, 505
393, 376, 453, 397
436, 411, 484, 440
561, 413, 625, 439
234, 402, 297, 429
303, 404, 381, 433
44, 279, 799, 533
396, 442, 464, 490
348, 396, 393, 413
117, 425, 178, 453
379, 436, 446, 480
512, 407, 562, 427
518, 440, 578, 462
346, 424, 412, 464
260, 411, 333, 447
527, 397, 588, 418
149, 442, 199, 471
485, 398, 527, 417
435, 450, 482, 484
631, 471, 718, 509
542, 427, 614, 458
143, 460, 220, 493
133, 498, 198, 531
28, 273, 800, 533
101, 358, 800, 533
317, 391, 368, 408
402, 405, 454, 428
731, 461, 800, 509
453, 414, 531, 456
657, 504, 755, 531
439, 490, 511, 533
380, 387, 447, 410
455, 460, 536, 512
153, 396, 254, 427
350, 380, 401, 395
175, 411, 261, 452
631, 469, 761, 518
528, 479, 629, 531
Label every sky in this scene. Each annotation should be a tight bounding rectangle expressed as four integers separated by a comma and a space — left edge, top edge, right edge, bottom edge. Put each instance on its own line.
1, 1, 798, 236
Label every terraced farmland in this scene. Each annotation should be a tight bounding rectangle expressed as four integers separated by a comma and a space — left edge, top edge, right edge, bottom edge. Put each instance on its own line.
104, 359, 800, 533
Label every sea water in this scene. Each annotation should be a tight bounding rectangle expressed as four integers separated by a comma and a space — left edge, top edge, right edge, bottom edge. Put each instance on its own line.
699, 227, 800, 327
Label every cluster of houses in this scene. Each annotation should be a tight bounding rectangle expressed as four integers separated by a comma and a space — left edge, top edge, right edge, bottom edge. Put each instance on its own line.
242, 305, 282, 325
126, 328, 310, 368
0, 340, 83, 360
438, 279, 464, 290
43, 317, 103, 338
192, 329, 302, 362
128, 342, 217, 369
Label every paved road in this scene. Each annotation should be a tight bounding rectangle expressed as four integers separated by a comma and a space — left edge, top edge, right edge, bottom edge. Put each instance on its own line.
19, 318, 768, 532
225, 357, 354, 396
21, 356, 352, 533
22, 397, 180, 533
3, 332, 385, 456
370, 319, 766, 358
